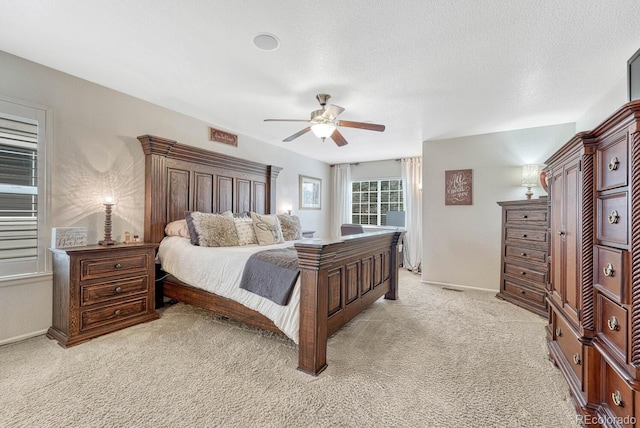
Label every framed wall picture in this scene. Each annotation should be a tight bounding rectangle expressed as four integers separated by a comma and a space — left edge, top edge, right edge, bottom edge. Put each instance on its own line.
445, 169, 473, 205
299, 175, 321, 210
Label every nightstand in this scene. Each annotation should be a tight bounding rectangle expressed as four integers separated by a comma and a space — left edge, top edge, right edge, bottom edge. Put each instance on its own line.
47, 243, 159, 347
301, 230, 315, 238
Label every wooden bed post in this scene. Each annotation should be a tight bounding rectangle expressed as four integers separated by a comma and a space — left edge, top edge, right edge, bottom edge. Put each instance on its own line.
295, 244, 336, 376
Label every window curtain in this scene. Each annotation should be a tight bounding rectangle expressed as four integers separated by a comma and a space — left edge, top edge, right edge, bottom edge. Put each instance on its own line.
331, 164, 351, 238
401, 157, 422, 272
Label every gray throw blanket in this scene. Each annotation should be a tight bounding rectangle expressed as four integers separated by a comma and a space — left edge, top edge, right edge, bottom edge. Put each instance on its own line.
239, 247, 300, 305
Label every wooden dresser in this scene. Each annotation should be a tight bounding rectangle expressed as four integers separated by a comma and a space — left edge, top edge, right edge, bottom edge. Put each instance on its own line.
496, 199, 549, 317
47, 243, 159, 347
546, 100, 640, 427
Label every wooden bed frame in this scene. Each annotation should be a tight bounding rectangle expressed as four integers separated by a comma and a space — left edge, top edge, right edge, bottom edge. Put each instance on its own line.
139, 134, 404, 375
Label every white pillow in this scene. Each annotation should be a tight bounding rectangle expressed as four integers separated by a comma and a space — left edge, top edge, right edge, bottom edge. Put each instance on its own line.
250, 212, 284, 245
165, 219, 190, 238
234, 217, 258, 245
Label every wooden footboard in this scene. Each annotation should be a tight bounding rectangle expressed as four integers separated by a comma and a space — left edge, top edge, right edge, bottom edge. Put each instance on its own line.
295, 230, 404, 375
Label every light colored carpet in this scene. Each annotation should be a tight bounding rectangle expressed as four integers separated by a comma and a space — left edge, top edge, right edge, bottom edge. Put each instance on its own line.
0, 270, 579, 428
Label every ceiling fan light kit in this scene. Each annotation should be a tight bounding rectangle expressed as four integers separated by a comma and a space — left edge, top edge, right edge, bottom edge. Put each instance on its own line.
264, 94, 385, 146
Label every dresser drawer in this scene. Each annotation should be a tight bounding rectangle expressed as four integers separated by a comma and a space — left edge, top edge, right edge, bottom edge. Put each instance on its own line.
601, 360, 635, 427
504, 262, 546, 284
81, 297, 149, 332
505, 228, 547, 244
596, 293, 628, 362
81, 275, 149, 306
597, 130, 628, 191
594, 245, 628, 304
502, 279, 545, 304
505, 245, 546, 264
597, 192, 628, 247
506, 208, 547, 224
80, 253, 150, 281
554, 313, 583, 384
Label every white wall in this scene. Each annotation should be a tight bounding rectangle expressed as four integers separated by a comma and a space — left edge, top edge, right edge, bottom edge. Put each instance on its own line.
576, 77, 628, 132
0, 50, 330, 344
422, 123, 576, 291
350, 159, 401, 180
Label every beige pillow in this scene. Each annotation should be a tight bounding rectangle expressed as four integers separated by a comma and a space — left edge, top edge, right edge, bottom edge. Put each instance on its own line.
250, 212, 284, 245
234, 217, 258, 245
277, 214, 302, 241
165, 219, 190, 238
185, 211, 239, 247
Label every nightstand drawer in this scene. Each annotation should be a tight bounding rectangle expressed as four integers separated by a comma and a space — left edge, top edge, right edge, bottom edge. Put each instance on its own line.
81, 276, 149, 306
80, 253, 150, 281
503, 280, 545, 304
505, 245, 546, 264
81, 298, 149, 332
504, 262, 546, 284
506, 228, 547, 243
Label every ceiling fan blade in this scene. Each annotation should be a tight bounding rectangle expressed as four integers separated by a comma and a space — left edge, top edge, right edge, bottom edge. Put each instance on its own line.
283, 126, 311, 142
264, 119, 311, 122
321, 104, 345, 120
337, 120, 385, 132
330, 129, 349, 147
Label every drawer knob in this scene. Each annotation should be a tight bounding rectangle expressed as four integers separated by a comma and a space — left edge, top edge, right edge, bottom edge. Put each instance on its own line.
520, 289, 526, 295
520, 252, 527, 257
603, 263, 614, 277
612, 390, 623, 407
520, 271, 526, 276
522, 214, 528, 219
573, 353, 581, 365
115, 263, 123, 269
114, 286, 122, 294
608, 316, 619, 331
556, 327, 562, 337
608, 156, 619, 172
557, 230, 565, 236
608, 210, 620, 225
521, 234, 528, 238
114, 309, 121, 316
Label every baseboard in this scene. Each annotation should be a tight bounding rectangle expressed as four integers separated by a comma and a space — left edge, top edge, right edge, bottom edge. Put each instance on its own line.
422, 280, 496, 294
0, 329, 48, 346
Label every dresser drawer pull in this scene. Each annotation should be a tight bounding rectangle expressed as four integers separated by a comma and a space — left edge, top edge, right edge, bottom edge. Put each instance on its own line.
603, 263, 614, 277
114, 286, 122, 294
115, 263, 123, 269
608, 316, 619, 331
114, 309, 121, 316
520, 271, 526, 276
608, 156, 619, 172
522, 214, 528, 219
521, 234, 527, 238
557, 230, 565, 236
519, 289, 526, 294
608, 210, 620, 225
612, 390, 623, 407
555, 327, 562, 337
573, 353, 581, 365
520, 252, 527, 257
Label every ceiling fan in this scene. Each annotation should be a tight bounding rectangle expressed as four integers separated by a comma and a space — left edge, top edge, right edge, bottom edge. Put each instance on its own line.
264, 94, 385, 146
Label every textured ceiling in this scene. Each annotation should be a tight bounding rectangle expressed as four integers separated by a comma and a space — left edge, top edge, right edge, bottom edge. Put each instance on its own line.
1, 0, 640, 164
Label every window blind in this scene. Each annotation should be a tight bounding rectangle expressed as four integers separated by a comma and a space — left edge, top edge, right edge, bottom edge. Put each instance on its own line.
0, 115, 38, 266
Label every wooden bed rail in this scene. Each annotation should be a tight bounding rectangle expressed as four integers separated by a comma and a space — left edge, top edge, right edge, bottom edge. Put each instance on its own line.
295, 230, 404, 375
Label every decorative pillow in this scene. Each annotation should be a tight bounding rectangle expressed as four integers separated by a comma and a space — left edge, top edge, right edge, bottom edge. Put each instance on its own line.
184, 211, 239, 247
234, 216, 258, 245
277, 214, 302, 241
165, 219, 190, 238
250, 212, 284, 245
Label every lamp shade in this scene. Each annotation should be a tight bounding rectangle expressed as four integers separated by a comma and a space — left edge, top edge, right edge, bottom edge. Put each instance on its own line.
311, 123, 336, 140
521, 164, 539, 187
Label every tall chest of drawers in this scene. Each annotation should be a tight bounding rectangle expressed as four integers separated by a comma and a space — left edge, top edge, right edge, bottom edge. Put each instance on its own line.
496, 199, 549, 317
47, 243, 159, 347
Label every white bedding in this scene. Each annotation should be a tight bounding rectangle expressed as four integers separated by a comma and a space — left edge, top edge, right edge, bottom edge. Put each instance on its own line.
157, 236, 301, 343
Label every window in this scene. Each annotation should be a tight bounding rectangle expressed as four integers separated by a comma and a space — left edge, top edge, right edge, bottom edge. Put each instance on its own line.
351, 179, 404, 226
0, 99, 49, 278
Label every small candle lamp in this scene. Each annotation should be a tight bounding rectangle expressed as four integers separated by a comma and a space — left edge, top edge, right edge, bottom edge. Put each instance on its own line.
521, 164, 539, 200
99, 196, 116, 246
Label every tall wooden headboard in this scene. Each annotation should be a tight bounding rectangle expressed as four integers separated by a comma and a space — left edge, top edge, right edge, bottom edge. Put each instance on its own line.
138, 135, 282, 244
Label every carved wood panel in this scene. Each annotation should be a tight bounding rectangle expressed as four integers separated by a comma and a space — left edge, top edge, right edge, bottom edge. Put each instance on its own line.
373, 254, 382, 287
383, 251, 390, 280
167, 168, 189, 223
237, 179, 251, 213
218, 176, 233, 213
328, 268, 342, 316
254, 182, 266, 214
345, 262, 360, 304
361, 257, 373, 295
194, 173, 214, 213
